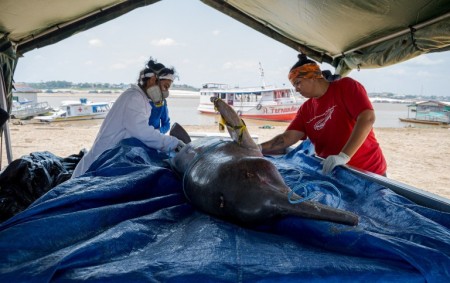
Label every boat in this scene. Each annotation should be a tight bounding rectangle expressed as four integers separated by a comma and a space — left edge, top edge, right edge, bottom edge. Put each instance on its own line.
198, 64, 304, 122
11, 100, 52, 120
198, 83, 303, 121
34, 98, 112, 122
399, 100, 450, 126
399, 117, 449, 126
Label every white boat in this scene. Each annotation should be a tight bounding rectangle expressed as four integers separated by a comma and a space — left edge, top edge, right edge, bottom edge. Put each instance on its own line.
197, 83, 304, 122
11, 100, 52, 120
34, 98, 112, 122
198, 63, 304, 122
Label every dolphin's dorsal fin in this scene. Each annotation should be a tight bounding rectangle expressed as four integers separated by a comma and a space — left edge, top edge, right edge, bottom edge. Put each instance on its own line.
170, 123, 192, 144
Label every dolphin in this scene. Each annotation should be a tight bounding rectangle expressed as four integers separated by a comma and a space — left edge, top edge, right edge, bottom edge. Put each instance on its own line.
169, 97, 358, 226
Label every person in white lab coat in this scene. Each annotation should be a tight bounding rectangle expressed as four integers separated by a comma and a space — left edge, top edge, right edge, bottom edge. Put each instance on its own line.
71, 58, 185, 178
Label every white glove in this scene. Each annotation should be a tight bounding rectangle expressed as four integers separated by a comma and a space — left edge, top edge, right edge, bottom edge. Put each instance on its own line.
321, 152, 350, 175
175, 140, 186, 152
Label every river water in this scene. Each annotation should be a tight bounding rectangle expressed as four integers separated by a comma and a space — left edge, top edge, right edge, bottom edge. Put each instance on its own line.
38, 92, 415, 128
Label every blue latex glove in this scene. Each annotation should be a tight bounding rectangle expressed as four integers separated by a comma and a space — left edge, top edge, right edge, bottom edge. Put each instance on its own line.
159, 101, 170, 134
160, 120, 170, 134
149, 100, 170, 133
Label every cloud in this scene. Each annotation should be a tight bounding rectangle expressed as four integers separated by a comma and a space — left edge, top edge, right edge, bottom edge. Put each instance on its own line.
222, 60, 256, 71
416, 70, 433, 77
151, 38, 177, 46
88, 38, 103, 47
33, 54, 45, 60
111, 63, 127, 70
385, 68, 406, 75
212, 30, 220, 36
408, 55, 444, 66
109, 56, 148, 70
84, 60, 94, 66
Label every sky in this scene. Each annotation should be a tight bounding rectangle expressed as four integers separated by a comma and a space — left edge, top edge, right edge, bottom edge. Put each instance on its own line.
13, 0, 450, 97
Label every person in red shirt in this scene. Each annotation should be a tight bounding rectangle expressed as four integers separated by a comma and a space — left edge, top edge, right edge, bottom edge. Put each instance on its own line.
260, 54, 387, 176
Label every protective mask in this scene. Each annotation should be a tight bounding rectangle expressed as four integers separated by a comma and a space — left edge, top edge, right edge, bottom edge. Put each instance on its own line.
146, 85, 164, 107
162, 90, 169, 99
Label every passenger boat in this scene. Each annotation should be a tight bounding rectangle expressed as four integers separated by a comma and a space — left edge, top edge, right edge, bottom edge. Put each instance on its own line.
34, 98, 112, 122
198, 83, 304, 121
198, 63, 303, 122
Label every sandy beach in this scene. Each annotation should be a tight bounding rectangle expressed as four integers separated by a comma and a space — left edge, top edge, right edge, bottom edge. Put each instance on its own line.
2, 117, 449, 200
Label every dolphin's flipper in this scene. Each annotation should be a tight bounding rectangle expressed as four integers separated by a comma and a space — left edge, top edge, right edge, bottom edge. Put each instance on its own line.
212, 97, 259, 151
170, 122, 192, 144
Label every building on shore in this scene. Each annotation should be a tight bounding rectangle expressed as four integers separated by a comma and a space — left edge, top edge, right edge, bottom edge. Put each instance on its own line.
400, 100, 450, 126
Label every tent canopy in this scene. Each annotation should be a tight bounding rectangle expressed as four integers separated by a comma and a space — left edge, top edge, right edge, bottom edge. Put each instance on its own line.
0, 0, 160, 55
201, 0, 450, 75
1, 0, 450, 109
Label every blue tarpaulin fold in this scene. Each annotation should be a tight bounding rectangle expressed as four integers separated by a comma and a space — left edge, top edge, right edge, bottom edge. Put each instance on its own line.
1, 138, 449, 282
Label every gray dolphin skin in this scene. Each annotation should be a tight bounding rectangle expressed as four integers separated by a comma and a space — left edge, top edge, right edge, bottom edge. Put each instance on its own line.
169, 97, 359, 226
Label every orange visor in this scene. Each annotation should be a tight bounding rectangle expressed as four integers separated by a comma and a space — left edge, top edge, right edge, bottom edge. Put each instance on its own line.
288, 63, 323, 85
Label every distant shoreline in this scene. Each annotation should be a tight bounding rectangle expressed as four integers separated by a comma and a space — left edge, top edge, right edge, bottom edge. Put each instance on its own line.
36, 89, 199, 98
31, 92, 447, 129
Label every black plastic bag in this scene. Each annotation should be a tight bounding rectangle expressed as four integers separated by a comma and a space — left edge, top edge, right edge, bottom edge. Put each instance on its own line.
0, 150, 85, 222
0, 107, 9, 127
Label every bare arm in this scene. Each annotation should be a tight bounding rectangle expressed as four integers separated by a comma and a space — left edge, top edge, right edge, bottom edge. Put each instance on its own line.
341, 109, 375, 157
260, 130, 304, 155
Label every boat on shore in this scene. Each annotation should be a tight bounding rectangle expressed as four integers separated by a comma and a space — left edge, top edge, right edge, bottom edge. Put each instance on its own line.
34, 98, 112, 122
399, 117, 449, 127
11, 100, 52, 120
197, 83, 304, 121
399, 100, 450, 127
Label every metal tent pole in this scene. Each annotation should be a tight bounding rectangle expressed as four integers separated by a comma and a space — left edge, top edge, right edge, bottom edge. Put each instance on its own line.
0, 71, 13, 165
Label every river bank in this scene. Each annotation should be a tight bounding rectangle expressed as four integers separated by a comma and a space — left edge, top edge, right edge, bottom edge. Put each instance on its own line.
2, 118, 449, 199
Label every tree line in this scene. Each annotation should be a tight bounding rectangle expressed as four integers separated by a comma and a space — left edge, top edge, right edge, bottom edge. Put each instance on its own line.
26, 81, 199, 91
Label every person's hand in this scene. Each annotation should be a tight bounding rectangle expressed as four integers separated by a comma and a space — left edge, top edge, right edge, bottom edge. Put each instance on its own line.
160, 123, 170, 134
321, 152, 350, 175
175, 140, 186, 152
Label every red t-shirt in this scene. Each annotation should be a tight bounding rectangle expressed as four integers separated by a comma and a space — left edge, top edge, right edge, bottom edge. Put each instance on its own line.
287, 77, 387, 175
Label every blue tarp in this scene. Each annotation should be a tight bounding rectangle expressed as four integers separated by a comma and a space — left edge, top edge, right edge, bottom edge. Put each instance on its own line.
1, 138, 449, 282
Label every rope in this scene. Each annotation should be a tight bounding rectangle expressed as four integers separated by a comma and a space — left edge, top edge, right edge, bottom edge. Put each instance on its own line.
217, 114, 247, 145
286, 168, 342, 208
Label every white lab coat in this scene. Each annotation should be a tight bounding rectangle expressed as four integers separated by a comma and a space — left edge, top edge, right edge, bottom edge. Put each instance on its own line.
71, 84, 179, 178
